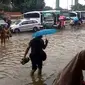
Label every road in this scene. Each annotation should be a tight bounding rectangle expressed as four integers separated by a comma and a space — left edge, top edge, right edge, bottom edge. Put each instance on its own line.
1, 27, 85, 85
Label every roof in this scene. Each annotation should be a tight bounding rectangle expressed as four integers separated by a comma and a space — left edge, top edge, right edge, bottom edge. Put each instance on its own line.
24, 10, 60, 14
5, 12, 22, 16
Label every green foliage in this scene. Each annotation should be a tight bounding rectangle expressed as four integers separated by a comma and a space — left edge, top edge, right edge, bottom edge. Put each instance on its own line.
0, 0, 45, 12
20, 0, 45, 13
0, 3, 10, 11
43, 6, 53, 11
0, 0, 11, 4
71, 3, 85, 11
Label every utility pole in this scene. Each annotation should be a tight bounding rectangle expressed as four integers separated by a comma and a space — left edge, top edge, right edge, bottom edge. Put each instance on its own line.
71, 0, 74, 10
75, 0, 78, 5
71, 0, 73, 6
67, 0, 68, 9
56, 0, 59, 9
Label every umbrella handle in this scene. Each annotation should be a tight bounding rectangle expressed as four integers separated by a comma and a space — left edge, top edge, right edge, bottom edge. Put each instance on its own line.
44, 35, 47, 40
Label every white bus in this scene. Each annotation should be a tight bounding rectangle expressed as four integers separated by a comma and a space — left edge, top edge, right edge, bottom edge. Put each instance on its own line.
23, 10, 80, 26
61, 10, 78, 19
23, 10, 60, 25
73, 11, 85, 19
74, 11, 85, 23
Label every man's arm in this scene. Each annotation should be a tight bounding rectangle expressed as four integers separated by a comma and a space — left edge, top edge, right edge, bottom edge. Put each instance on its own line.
23, 42, 31, 58
43, 39, 48, 49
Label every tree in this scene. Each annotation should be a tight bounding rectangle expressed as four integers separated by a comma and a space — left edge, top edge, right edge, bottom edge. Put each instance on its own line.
0, 0, 12, 11
0, 0, 45, 12
20, 0, 45, 13
43, 6, 53, 11
36, 0, 45, 10
71, 3, 85, 11
0, 0, 11, 4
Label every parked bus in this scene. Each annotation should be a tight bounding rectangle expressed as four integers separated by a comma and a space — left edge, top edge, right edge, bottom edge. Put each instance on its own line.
23, 10, 60, 25
74, 11, 85, 23
60, 10, 78, 25
61, 10, 78, 19
23, 10, 80, 27
73, 11, 85, 19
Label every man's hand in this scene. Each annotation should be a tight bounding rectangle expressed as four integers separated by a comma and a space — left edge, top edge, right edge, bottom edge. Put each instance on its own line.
45, 39, 48, 44
23, 45, 30, 59
22, 57, 26, 60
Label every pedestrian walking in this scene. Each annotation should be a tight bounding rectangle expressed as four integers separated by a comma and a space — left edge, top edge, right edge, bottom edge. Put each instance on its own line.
0, 25, 10, 45
53, 50, 85, 85
6, 18, 12, 28
23, 36, 48, 76
5, 26, 12, 40
0, 25, 6, 45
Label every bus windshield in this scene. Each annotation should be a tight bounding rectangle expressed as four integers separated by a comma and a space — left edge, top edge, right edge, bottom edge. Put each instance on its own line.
69, 13, 77, 17
24, 13, 40, 18
81, 12, 85, 19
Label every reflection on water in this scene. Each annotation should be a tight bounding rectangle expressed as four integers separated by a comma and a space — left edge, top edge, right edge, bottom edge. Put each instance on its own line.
1, 28, 85, 85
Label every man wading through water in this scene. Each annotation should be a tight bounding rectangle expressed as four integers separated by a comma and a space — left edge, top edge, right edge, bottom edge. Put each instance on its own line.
23, 36, 48, 76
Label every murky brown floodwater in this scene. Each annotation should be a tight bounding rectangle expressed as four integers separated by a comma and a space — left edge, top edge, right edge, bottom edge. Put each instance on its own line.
1, 27, 85, 85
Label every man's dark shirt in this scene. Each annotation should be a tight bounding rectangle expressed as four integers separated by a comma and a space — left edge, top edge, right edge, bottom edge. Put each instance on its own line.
29, 38, 45, 54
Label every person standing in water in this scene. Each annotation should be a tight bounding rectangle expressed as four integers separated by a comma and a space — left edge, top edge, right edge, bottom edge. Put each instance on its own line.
0, 25, 7, 45
23, 36, 48, 76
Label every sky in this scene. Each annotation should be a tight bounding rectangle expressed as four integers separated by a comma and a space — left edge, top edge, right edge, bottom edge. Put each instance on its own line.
45, 0, 85, 9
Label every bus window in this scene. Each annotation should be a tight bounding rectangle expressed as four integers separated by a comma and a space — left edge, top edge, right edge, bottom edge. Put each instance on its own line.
76, 12, 81, 18
24, 13, 40, 18
62, 13, 69, 17
69, 13, 77, 17
43, 13, 54, 21
81, 12, 85, 19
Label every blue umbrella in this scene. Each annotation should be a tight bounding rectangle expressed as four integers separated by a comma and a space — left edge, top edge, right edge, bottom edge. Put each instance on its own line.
32, 29, 58, 38
72, 17, 79, 22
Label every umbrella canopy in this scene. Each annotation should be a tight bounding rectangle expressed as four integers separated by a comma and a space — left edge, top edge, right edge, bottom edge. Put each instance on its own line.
59, 15, 66, 20
32, 29, 58, 38
72, 17, 79, 22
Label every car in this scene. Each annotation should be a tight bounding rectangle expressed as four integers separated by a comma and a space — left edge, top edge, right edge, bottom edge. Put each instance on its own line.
0, 19, 7, 26
10, 19, 43, 33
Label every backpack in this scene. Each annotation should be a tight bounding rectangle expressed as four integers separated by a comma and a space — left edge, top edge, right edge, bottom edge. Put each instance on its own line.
41, 51, 47, 61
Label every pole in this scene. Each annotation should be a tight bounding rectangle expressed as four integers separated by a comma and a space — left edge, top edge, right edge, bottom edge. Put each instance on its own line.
71, 0, 74, 11
75, 0, 78, 5
56, 0, 59, 9
67, 0, 68, 9
71, 0, 73, 6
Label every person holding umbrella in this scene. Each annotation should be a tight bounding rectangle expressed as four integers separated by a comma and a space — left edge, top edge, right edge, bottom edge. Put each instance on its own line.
59, 15, 66, 29
22, 29, 57, 76
23, 35, 48, 76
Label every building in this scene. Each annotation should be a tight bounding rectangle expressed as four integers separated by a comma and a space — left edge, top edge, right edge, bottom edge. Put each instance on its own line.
4, 12, 22, 19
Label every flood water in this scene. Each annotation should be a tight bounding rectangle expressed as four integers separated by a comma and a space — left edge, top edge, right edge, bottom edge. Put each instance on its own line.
1, 27, 85, 85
